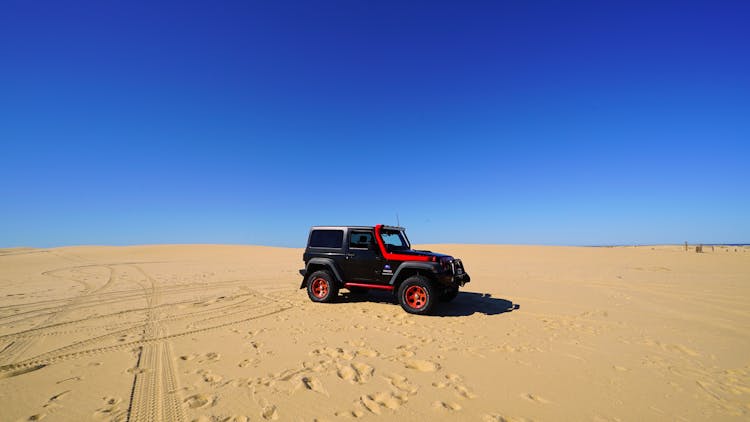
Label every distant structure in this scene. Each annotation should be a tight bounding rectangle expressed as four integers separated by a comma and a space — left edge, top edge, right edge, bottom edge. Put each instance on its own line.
684, 241, 688, 251
696, 244, 703, 253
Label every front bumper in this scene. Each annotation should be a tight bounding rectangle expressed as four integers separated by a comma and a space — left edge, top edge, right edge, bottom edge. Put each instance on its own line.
436, 272, 471, 287
454, 272, 471, 286
437, 259, 470, 287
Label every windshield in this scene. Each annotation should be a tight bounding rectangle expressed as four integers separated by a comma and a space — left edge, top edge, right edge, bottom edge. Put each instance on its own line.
380, 230, 411, 251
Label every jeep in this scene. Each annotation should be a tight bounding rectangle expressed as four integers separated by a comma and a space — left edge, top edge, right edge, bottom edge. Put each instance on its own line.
298, 225, 470, 314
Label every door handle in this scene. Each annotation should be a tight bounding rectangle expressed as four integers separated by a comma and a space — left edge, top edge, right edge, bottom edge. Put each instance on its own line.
346, 253, 355, 259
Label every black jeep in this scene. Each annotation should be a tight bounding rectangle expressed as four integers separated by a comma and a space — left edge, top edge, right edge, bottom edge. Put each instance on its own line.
299, 225, 470, 314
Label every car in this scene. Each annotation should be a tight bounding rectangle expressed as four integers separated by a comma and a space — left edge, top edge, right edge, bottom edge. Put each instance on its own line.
298, 225, 470, 314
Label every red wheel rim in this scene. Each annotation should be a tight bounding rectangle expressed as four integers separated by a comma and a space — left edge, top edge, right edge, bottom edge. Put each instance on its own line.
311, 278, 329, 299
404, 285, 427, 310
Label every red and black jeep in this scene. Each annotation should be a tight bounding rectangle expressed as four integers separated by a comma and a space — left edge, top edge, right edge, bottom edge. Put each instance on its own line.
299, 225, 470, 314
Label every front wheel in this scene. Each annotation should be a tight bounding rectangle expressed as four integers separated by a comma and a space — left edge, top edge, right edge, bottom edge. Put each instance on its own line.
397, 276, 436, 315
306, 270, 338, 303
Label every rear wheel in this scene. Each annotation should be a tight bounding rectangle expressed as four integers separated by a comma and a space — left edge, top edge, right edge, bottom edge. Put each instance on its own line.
440, 285, 459, 302
398, 276, 436, 315
306, 270, 338, 303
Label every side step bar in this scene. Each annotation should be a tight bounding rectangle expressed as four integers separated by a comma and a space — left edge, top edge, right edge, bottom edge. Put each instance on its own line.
344, 282, 394, 291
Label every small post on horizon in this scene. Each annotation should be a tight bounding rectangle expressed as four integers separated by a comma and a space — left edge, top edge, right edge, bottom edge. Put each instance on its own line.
684, 241, 688, 251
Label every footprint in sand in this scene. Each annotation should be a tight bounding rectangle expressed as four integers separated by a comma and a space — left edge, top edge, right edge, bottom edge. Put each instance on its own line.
445, 373, 462, 382
201, 352, 221, 362
302, 360, 334, 373
432, 400, 462, 411
184, 394, 216, 409
261, 404, 279, 420
219, 417, 250, 422
432, 374, 477, 399
337, 365, 357, 383
337, 362, 374, 384
369, 391, 406, 410
394, 345, 416, 358
384, 373, 418, 395
312, 347, 356, 361
483, 414, 531, 422
454, 384, 478, 399
183, 352, 221, 363
522, 393, 550, 404
346, 392, 407, 417
197, 369, 223, 383
297, 375, 328, 395
248, 376, 275, 388
93, 396, 124, 419
359, 395, 382, 415
334, 409, 365, 418
404, 359, 440, 372
43, 390, 70, 408
239, 357, 260, 368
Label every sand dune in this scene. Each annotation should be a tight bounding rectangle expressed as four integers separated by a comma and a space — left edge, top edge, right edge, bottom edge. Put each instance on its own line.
0, 244, 748, 421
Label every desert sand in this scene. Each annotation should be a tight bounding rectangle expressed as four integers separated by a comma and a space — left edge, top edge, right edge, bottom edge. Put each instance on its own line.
0, 244, 748, 421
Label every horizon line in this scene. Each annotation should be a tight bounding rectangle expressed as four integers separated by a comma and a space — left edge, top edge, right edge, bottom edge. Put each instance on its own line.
2, 242, 749, 250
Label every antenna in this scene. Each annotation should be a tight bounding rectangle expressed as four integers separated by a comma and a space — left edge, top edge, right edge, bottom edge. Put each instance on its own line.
396, 212, 400, 227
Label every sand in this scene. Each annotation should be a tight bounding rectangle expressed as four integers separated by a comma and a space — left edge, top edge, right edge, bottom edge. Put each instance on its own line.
0, 244, 748, 421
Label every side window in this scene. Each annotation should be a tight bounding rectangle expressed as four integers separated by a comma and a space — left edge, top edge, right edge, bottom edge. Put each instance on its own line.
349, 231, 374, 249
309, 230, 344, 248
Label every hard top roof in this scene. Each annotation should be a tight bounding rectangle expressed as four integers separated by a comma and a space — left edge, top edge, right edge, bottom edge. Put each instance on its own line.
309, 225, 405, 231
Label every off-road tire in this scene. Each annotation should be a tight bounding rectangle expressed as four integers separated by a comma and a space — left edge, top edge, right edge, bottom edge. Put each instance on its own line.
439, 285, 459, 302
398, 276, 436, 315
306, 270, 338, 303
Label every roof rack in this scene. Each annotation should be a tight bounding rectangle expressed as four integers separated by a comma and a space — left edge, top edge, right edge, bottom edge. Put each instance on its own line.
381, 225, 405, 231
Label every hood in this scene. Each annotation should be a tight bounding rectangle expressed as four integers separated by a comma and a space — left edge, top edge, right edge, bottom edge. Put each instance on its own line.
398, 249, 453, 260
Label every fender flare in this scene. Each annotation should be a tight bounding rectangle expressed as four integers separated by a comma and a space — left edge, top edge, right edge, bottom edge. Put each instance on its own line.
388, 262, 440, 286
300, 257, 344, 288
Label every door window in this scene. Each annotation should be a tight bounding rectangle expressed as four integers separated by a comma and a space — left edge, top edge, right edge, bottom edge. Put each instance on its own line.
349, 231, 374, 249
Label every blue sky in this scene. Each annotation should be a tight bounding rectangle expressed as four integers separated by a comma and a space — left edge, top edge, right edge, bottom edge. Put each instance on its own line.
1, 0, 748, 247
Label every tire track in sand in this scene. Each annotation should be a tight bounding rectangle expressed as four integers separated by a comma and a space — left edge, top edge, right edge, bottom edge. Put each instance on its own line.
0, 300, 290, 373
126, 265, 185, 422
0, 265, 115, 366
0, 289, 263, 341
0, 265, 292, 384
9, 293, 270, 364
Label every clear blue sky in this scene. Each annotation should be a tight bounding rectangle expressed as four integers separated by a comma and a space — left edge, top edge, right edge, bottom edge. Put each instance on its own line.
1, 1, 748, 247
